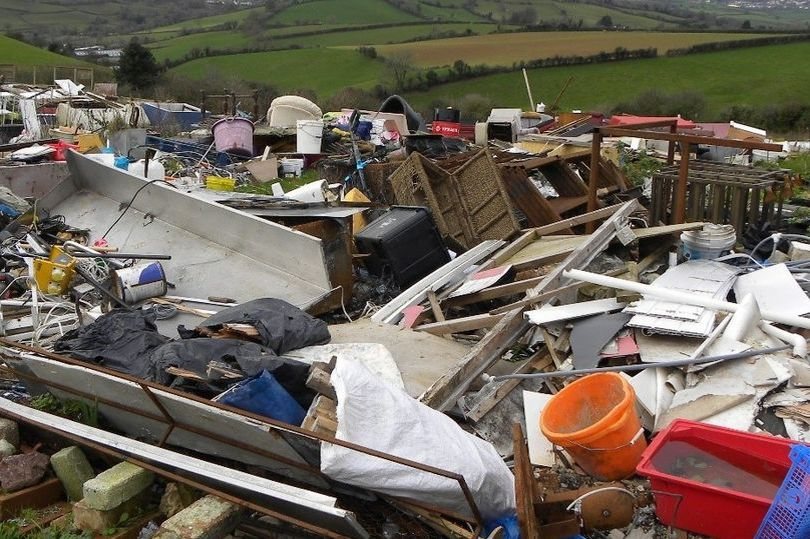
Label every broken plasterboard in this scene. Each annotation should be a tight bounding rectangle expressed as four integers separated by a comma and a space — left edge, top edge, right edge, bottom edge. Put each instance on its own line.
733, 263, 810, 317
448, 265, 513, 298
522, 390, 555, 467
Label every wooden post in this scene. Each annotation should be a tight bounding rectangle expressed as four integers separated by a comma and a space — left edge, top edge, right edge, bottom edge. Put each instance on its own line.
673, 143, 691, 224
667, 121, 677, 165
586, 129, 602, 233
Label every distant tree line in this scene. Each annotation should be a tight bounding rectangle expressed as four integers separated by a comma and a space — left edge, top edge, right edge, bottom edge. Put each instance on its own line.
666, 33, 810, 56
385, 47, 658, 93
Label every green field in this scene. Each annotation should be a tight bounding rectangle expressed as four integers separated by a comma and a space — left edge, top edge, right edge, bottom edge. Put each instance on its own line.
147, 31, 255, 62
137, 7, 265, 35
404, 41, 810, 117
170, 48, 384, 97
0, 34, 90, 66
370, 31, 773, 67
269, 0, 420, 24
270, 22, 502, 48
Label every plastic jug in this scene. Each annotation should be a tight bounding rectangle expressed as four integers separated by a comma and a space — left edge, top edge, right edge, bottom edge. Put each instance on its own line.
129, 159, 165, 180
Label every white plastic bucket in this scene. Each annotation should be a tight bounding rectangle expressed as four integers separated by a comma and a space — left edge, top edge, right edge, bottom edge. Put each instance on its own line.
681, 224, 736, 260
113, 262, 167, 304
296, 120, 324, 154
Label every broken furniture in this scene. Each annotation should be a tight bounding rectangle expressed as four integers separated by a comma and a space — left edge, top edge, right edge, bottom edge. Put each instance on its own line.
387, 149, 520, 249
650, 161, 789, 239
589, 125, 784, 228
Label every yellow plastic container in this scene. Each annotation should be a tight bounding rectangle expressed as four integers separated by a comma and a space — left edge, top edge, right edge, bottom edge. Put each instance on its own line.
205, 175, 236, 192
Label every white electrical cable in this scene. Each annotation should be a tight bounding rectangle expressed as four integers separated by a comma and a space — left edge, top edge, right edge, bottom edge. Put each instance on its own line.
565, 486, 635, 513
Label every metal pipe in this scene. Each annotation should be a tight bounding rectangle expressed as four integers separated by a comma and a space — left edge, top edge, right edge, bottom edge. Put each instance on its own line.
70, 253, 171, 260
489, 343, 791, 381
563, 268, 810, 330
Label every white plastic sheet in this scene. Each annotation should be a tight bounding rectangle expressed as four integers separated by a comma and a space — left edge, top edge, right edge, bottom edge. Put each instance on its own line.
321, 359, 516, 521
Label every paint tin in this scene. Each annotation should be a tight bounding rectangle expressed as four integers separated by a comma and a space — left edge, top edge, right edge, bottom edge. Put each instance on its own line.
114, 262, 167, 304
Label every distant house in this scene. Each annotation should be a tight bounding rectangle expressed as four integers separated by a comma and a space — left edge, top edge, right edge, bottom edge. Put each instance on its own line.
73, 45, 123, 59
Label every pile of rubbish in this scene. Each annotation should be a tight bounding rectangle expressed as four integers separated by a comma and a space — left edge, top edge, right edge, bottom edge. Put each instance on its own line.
0, 79, 809, 539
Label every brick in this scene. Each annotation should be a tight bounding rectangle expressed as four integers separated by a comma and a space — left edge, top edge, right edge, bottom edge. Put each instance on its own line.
159, 483, 200, 518
73, 490, 150, 534
0, 419, 19, 448
153, 495, 241, 539
0, 440, 14, 459
50, 446, 95, 502
82, 462, 154, 511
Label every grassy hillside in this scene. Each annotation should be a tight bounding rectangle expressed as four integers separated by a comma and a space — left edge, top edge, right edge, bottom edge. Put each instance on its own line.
404, 41, 810, 118
370, 31, 774, 68
170, 48, 384, 97
0, 34, 91, 66
270, 0, 421, 24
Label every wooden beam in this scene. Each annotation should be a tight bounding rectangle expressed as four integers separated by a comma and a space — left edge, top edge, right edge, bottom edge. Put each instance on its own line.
426, 290, 445, 322
674, 145, 691, 224
586, 130, 602, 231
415, 312, 506, 335
599, 127, 784, 152
608, 119, 679, 130
419, 199, 640, 412
513, 423, 541, 539
443, 276, 545, 309
530, 201, 626, 237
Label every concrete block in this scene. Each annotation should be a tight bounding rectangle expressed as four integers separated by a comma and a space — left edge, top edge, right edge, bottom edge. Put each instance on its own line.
51, 446, 96, 502
83, 462, 154, 511
790, 241, 810, 261
0, 418, 19, 448
73, 489, 150, 533
0, 440, 15, 459
154, 495, 241, 539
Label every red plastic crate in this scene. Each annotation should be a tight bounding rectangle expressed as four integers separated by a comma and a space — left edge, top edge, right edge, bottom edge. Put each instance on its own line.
637, 419, 796, 539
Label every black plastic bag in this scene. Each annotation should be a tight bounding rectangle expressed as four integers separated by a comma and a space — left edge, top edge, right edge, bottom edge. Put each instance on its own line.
178, 298, 330, 355
54, 309, 170, 379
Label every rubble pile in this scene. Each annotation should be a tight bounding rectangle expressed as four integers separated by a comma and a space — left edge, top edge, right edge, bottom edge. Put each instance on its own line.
0, 80, 808, 539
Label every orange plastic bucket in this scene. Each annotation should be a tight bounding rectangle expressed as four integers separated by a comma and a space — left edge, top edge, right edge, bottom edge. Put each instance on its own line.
540, 372, 647, 480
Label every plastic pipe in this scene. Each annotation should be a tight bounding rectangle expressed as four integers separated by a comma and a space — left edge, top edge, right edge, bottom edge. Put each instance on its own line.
562, 268, 810, 330
723, 293, 761, 343
760, 321, 807, 358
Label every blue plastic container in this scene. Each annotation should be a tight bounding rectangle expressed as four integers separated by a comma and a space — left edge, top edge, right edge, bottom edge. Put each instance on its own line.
756, 445, 810, 539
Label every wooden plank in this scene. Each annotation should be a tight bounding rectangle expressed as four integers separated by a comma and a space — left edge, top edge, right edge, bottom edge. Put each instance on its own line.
529, 201, 626, 236
443, 276, 545, 309
479, 229, 538, 272
500, 165, 566, 229
506, 236, 589, 272
426, 290, 445, 323
513, 423, 541, 539
306, 368, 336, 400
415, 313, 506, 335
599, 126, 784, 152
419, 200, 640, 412
632, 222, 704, 240
0, 478, 63, 519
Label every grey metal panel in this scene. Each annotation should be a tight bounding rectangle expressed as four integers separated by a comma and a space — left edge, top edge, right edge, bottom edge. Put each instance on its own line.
11, 353, 328, 488
0, 395, 369, 538
34, 153, 332, 315
59, 151, 333, 290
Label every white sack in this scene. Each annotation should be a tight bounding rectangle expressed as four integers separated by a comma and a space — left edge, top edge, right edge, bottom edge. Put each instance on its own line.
321, 358, 516, 521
